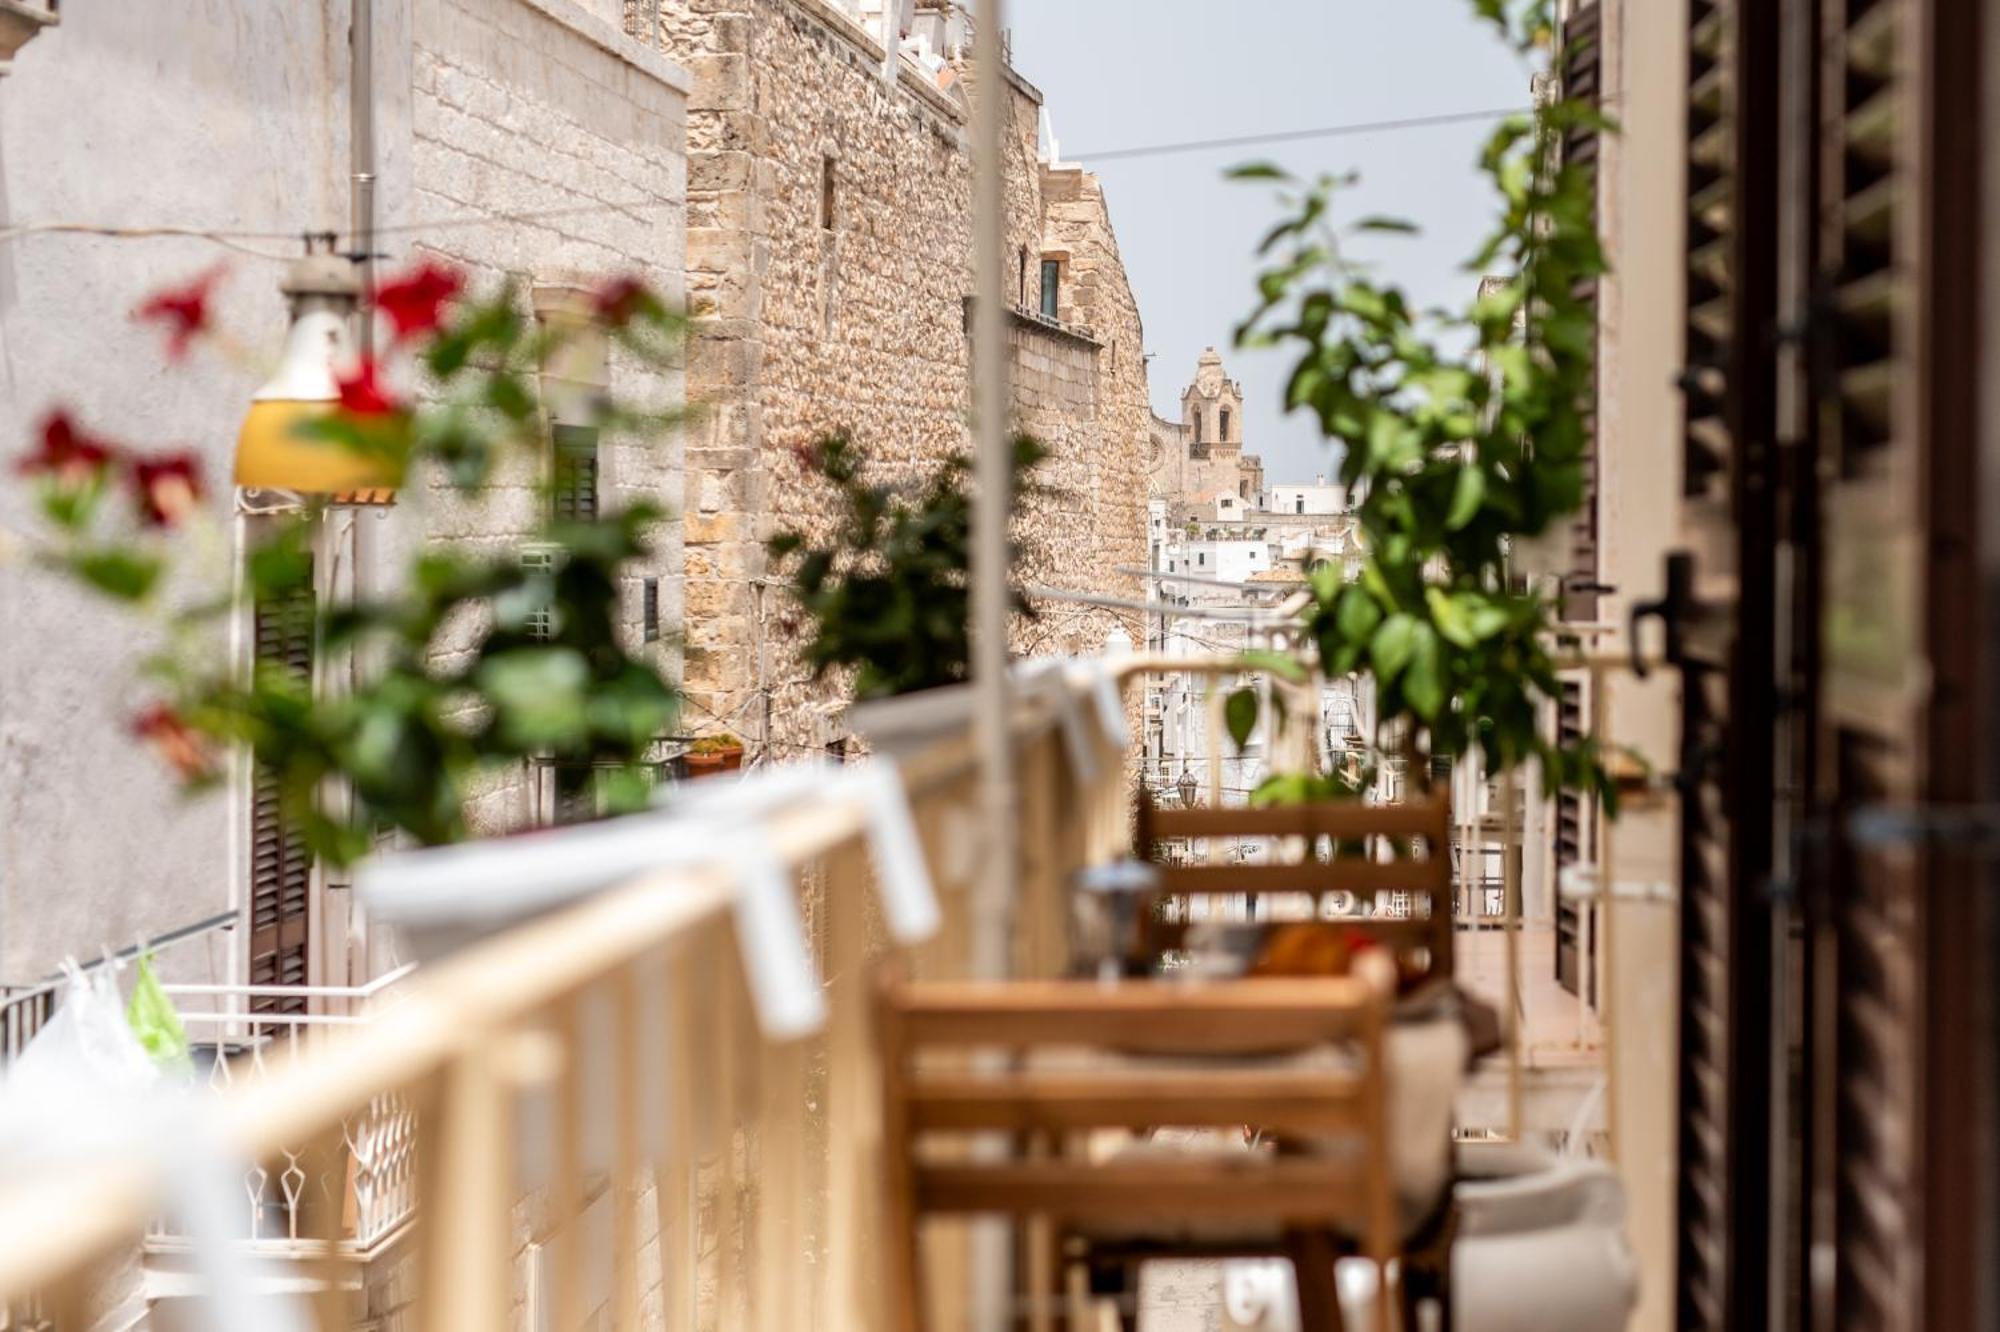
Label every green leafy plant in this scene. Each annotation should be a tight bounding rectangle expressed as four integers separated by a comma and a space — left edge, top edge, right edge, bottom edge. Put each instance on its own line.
14, 264, 688, 863
767, 430, 1047, 702
688, 733, 743, 756
1226, 0, 1615, 808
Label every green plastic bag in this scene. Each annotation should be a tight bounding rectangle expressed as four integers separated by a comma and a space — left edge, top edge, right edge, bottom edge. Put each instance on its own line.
126, 952, 193, 1075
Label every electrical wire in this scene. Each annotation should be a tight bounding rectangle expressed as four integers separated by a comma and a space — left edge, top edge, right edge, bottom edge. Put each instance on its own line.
0, 222, 302, 260
0, 198, 685, 257
1066, 104, 1532, 164
1, 94, 1599, 257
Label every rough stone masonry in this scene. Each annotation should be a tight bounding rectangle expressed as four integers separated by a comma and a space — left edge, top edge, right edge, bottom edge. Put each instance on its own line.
644, 0, 1152, 753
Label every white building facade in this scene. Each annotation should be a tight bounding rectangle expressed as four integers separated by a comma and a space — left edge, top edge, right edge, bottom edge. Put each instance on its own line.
0, 0, 689, 996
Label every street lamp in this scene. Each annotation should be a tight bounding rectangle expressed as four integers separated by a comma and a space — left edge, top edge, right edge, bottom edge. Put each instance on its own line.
233, 241, 397, 499
1176, 765, 1199, 809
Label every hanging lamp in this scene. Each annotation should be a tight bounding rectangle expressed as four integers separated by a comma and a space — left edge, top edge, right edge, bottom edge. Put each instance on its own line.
233, 241, 396, 501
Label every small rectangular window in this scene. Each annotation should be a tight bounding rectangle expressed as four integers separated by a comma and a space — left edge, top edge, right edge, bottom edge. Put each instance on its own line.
642, 576, 661, 643
1040, 258, 1060, 319
821, 156, 837, 231
552, 424, 599, 522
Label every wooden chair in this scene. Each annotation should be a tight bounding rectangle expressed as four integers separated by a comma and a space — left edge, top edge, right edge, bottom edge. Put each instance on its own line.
1132, 790, 1463, 1327
877, 959, 1400, 1332
1136, 790, 1457, 987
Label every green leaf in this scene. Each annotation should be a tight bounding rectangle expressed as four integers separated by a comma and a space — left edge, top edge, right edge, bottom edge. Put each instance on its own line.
1427, 586, 1475, 648
477, 648, 590, 749
1336, 585, 1383, 644
70, 548, 163, 602
1227, 162, 1291, 182
1463, 596, 1511, 642
1352, 215, 1419, 234
1405, 624, 1445, 720
1224, 687, 1259, 753
1447, 466, 1486, 530
1371, 613, 1419, 682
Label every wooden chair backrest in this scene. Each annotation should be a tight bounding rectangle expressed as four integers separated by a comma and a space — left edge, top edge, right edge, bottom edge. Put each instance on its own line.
1136, 791, 1456, 983
876, 963, 1400, 1332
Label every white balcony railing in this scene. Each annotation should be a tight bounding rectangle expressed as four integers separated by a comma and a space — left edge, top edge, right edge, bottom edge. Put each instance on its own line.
145, 967, 417, 1255
0, 651, 1627, 1326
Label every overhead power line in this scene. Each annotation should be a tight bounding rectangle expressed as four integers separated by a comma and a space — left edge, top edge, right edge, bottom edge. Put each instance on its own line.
4, 105, 1552, 259
0, 198, 685, 258
1066, 105, 1532, 165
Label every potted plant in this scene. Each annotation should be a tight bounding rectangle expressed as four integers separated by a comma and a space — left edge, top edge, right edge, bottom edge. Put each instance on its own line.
684, 732, 744, 777
766, 430, 1045, 754
1208, 2, 1633, 1316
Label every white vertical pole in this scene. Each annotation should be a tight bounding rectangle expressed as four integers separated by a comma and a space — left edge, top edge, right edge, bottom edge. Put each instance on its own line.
968, 5, 1015, 1329
969, 0, 1015, 983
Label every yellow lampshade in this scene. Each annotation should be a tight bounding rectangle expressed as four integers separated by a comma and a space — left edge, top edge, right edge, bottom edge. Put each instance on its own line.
233, 255, 398, 499
234, 398, 395, 492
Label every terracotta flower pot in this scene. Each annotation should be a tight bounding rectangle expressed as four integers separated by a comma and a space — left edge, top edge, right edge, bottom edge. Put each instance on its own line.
684, 745, 744, 778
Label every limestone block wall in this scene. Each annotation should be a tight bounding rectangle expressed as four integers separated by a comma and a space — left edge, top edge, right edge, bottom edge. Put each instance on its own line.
1034, 166, 1149, 636
394, 0, 691, 832
649, 0, 1149, 752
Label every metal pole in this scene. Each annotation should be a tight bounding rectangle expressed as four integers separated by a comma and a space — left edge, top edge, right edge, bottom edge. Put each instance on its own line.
969, 0, 1014, 982
344, 0, 377, 980
968, 8, 1015, 1328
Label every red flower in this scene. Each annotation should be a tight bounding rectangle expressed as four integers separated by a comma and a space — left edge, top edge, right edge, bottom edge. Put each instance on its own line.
132, 704, 215, 783
130, 452, 204, 526
133, 264, 227, 359
17, 411, 117, 481
336, 358, 401, 417
592, 275, 658, 328
372, 260, 464, 343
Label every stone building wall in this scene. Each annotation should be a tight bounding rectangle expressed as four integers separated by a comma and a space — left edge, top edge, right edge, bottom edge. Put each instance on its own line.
399, 0, 691, 833
651, 0, 1150, 751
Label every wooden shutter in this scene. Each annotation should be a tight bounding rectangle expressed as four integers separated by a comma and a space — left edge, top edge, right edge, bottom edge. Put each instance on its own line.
1560, 0, 1603, 624
1671, 2, 1784, 1328
1806, 0, 1988, 1325
1554, 677, 1586, 997
249, 560, 315, 1016
1812, 1, 1917, 1320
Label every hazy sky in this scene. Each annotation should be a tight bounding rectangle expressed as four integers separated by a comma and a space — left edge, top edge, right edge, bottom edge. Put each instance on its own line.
1008, 0, 1534, 484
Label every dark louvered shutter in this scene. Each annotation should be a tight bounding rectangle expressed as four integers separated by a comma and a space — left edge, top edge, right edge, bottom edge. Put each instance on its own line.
1672, 2, 1783, 1328
1812, 2, 1925, 1325
551, 424, 599, 522
1560, 0, 1603, 624
1554, 678, 1586, 997
1682, 1, 1733, 503
249, 561, 315, 1017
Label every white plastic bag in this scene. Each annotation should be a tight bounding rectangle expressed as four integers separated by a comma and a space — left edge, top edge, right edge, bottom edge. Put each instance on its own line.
0, 963, 310, 1332
0, 963, 159, 1168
